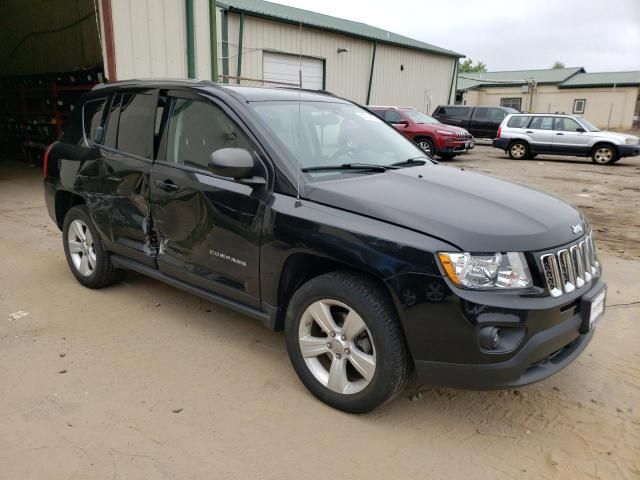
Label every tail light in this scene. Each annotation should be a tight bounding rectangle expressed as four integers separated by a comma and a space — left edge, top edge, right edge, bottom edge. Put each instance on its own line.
497, 126, 502, 138
43, 143, 54, 177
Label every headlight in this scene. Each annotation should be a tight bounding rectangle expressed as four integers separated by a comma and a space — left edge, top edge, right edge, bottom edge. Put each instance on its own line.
624, 137, 638, 145
438, 252, 532, 289
436, 130, 455, 136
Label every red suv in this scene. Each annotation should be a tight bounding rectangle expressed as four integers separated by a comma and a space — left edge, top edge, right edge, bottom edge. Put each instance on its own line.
368, 106, 474, 159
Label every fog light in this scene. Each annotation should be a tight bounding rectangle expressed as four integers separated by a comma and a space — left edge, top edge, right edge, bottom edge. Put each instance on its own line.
479, 326, 500, 350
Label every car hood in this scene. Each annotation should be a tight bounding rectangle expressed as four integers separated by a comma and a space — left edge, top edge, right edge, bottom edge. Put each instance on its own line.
418, 123, 469, 135
305, 165, 586, 252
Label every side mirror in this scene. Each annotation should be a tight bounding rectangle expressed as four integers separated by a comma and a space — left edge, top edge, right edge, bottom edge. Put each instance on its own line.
208, 148, 264, 184
576, 127, 585, 133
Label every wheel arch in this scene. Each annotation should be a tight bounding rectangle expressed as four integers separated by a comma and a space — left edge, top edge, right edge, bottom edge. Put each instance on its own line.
273, 252, 402, 331
55, 190, 85, 230
590, 141, 618, 155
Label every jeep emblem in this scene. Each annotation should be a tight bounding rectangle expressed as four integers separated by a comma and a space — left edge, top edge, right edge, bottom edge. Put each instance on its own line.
570, 224, 583, 235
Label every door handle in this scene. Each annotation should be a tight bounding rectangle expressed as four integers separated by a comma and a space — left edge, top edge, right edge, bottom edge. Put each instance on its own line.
155, 179, 180, 192
525, 130, 534, 133
555, 133, 565, 135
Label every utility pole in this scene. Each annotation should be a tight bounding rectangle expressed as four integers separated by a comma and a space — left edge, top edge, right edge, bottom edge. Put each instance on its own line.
606, 82, 617, 130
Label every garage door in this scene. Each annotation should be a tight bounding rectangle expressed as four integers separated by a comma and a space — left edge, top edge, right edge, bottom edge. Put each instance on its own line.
263, 52, 323, 90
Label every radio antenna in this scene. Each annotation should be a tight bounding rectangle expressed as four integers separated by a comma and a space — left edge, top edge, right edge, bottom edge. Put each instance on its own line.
295, 21, 302, 206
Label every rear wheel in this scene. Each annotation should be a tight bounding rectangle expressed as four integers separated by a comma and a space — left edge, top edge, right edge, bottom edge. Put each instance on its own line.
416, 138, 435, 156
508, 141, 529, 160
285, 271, 410, 413
62, 205, 118, 289
591, 144, 618, 165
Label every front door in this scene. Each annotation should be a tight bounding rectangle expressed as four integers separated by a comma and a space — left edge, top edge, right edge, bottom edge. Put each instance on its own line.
149, 91, 269, 307
552, 116, 591, 155
525, 116, 555, 153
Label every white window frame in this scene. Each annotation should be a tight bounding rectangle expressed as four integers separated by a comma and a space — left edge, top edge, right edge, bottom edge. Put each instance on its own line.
573, 99, 586, 114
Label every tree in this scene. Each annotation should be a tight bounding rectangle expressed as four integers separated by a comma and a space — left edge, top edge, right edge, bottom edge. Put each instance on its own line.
458, 59, 487, 73
552, 61, 565, 69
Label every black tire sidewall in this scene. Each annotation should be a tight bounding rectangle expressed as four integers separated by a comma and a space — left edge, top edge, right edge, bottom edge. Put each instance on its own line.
285, 272, 407, 413
62, 205, 110, 288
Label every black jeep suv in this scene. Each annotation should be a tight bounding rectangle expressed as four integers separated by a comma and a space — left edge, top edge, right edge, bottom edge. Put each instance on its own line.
44, 80, 606, 413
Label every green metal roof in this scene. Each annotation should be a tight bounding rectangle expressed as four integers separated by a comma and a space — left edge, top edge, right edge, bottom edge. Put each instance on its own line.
217, 0, 463, 58
559, 71, 640, 88
457, 67, 584, 91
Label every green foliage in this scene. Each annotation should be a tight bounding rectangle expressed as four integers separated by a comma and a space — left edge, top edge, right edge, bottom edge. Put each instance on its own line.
552, 61, 566, 69
459, 59, 487, 73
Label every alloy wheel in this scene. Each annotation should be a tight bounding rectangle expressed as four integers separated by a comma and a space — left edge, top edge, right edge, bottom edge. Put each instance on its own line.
593, 147, 613, 164
67, 219, 96, 277
298, 299, 376, 394
510, 143, 526, 159
418, 141, 432, 154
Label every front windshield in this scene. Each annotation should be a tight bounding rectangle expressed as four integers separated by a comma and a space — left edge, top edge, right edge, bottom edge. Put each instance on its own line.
577, 116, 600, 132
401, 109, 440, 124
251, 101, 427, 173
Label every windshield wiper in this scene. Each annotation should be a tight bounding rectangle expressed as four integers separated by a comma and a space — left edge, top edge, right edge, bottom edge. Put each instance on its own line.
391, 157, 430, 167
302, 162, 398, 172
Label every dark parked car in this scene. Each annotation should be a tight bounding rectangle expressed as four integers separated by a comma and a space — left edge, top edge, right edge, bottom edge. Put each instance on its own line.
432, 105, 518, 139
368, 106, 474, 159
44, 80, 606, 413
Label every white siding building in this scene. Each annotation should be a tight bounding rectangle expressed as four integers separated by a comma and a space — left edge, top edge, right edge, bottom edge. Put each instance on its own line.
101, 0, 463, 111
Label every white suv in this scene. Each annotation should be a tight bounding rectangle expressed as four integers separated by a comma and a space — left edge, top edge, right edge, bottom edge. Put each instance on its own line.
493, 113, 640, 165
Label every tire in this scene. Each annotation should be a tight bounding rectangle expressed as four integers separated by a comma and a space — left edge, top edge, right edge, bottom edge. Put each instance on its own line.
528, 153, 538, 159
416, 138, 435, 157
438, 153, 456, 160
591, 144, 618, 165
508, 141, 529, 160
62, 205, 118, 289
285, 271, 410, 413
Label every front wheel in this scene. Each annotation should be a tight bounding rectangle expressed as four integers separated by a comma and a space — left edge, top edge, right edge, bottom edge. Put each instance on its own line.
591, 145, 618, 165
416, 138, 435, 156
438, 153, 456, 160
285, 271, 410, 413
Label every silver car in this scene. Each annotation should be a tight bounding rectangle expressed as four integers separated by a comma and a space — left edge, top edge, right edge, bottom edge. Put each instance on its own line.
493, 113, 640, 165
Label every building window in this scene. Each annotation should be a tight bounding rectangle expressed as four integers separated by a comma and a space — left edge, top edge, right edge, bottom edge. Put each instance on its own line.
573, 99, 586, 114
500, 97, 522, 111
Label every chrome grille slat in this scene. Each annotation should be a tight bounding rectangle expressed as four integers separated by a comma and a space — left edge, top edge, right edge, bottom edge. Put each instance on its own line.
541, 233, 598, 297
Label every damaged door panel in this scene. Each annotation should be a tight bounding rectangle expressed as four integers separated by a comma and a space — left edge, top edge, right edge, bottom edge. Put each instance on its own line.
90, 90, 159, 267
149, 92, 268, 307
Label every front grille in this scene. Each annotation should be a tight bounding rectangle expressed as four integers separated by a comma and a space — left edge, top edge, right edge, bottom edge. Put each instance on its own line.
455, 132, 472, 140
540, 233, 599, 298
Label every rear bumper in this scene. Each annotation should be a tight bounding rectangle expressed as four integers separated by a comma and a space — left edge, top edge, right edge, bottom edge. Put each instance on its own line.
44, 179, 57, 226
617, 145, 640, 158
492, 138, 510, 150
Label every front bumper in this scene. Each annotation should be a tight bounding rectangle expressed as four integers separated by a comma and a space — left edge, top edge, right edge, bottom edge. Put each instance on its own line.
617, 144, 640, 158
492, 138, 510, 150
437, 139, 474, 155
388, 271, 605, 389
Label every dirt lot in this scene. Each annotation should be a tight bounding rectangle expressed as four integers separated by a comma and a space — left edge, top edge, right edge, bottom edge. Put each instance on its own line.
1, 149, 639, 480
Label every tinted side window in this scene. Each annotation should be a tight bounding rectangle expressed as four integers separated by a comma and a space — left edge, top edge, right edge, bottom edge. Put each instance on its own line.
473, 107, 488, 120
82, 98, 107, 142
117, 93, 156, 158
529, 116, 555, 130
165, 98, 252, 171
385, 110, 406, 123
103, 95, 121, 148
488, 108, 508, 122
507, 116, 530, 128
445, 106, 471, 118
554, 117, 581, 132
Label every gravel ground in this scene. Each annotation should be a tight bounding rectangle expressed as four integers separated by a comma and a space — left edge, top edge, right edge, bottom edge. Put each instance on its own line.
0, 153, 639, 480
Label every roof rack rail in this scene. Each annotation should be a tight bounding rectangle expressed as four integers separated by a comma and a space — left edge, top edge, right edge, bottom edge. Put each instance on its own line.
275, 86, 336, 96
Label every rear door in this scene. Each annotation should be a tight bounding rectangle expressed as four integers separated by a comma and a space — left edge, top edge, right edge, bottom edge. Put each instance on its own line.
525, 116, 555, 153
552, 116, 591, 155
91, 89, 158, 267
149, 90, 269, 307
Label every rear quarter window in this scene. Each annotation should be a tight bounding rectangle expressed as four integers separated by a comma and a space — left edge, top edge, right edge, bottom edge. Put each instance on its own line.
82, 98, 107, 142
507, 116, 530, 128
444, 106, 471, 118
